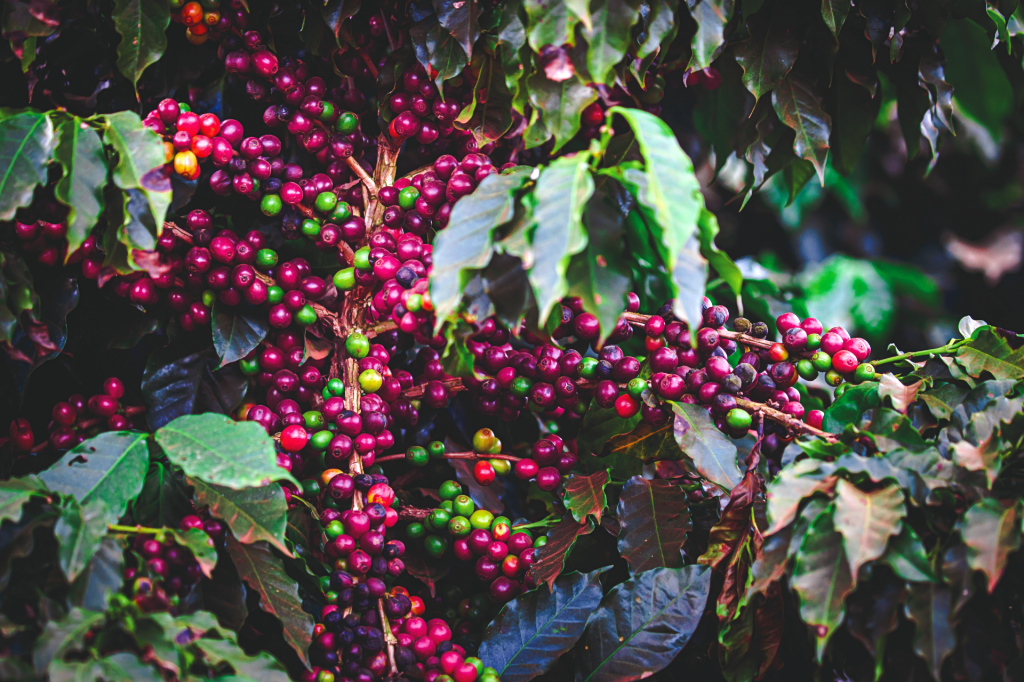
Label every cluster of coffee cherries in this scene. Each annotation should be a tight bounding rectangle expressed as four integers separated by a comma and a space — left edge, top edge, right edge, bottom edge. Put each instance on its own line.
7, 377, 139, 453
123, 526, 212, 613
11, 218, 69, 267
143, 99, 225, 181
384, 63, 479, 161
170, 0, 248, 45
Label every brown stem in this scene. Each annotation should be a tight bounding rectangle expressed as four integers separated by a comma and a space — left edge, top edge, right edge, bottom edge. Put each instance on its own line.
734, 397, 838, 442
621, 311, 813, 358
397, 506, 432, 520
346, 157, 378, 195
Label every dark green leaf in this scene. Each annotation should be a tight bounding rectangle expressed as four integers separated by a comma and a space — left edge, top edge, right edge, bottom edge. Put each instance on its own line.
956, 326, 1024, 380
566, 193, 632, 339
101, 111, 171, 236
457, 53, 515, 144
882, 524, 938, 583
583, 0, 641, 84
41, 431, 150, 519
156, 414, 297, 489
830, 68, 879, 176
434, 0, 481, 60
821, 0, 850, 38
193, 637, 290, 682
131, 462, 191, 528
790, 505, 853, 661
53, 117, 107, 257
671, 402, 742, 490
226, 537, 314, 666
169, 527, 217, 578
0, 476, 46, 525
942, 17, 1013, 143
563, 470, 610, 523
55, 497, 112, 581
527, 153, 595, 324
112, 0, 170, 90
574, 565, 711, 681
823, 383, 879, 432
479, 570, 605, 682
33, 608, 108, 676
69, 536, 124, 611
190, 478, 290, 557
410, 12, 469, 87
141, 339, 248, 429
733, 5, 799, 101
525, 0, 580, 49
772, 73, 831, 184
212, 302, 269, 367
960, 497, 1022, 592
431, 166, 532, 325
617, 476, 689, 572
904, 583, 956, 681
693, 53, 750, 171
688, 0, 734, 71
577, 406, 642, 458
0, 111, 55, 221
526, 72, 598, 152
528, 515, 594, 591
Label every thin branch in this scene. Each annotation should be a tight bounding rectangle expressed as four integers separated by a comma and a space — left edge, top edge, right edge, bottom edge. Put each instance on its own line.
374, 451, 523, 464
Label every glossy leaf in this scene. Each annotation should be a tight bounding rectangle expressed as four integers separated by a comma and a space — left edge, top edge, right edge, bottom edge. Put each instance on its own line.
604, 420, 677, 464
904, 583, 956, 681
156, 414, 297, 489
112, 0, 169, 90
583, 0, 641, 84
528, 515, 594, 590
226, 537, 313, 666
672, 402, 742, 490
141, 340, 247, 429
821, 0, 850, 38
69, 536, 125, 612
434, 0, 480, 60
527, 153, 594, 324
574, 565, 711, 681
41, 431, 150, 519
822, 382, 880, 432
0, 475, 46, 525
563, 470, 610, 523
131, 461, 192, 528
525, 0, 580, 49
479, 570, 605, 682
733, 5, 799, 101
956, 326, 1024, 380
697, 206, 743, 297
0, 111, 55, 221
526, 72, 598, 152
458, 53, 515, 144
882, 524, 939, 583
212, 302, 269, 367
617, 476, 690, 572
688, 0, 733, 71
790, 506, 854, 661
168, 527, 217, 578
431, 167, 531, 325
53, 116, 107, 257
833, 480, 905, 579
772, 74, 831, 184
100, 111, 171, 238
566, 193, 632, 339
693, 54, 750, 172
33, 608, 107, 676
700, 469, 759, 569
54, 497, 112, 581
960, 497, 1022, 592
765, 458, 836, 533
578, 405, 643, 460
410, 12, 469, 87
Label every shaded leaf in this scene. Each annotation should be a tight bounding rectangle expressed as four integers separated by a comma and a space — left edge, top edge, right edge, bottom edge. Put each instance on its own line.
526, 72, 598, 152
403, 547, 452, 597
226, 537, 313, 666
55, 497, 112, 582
0, 111, 55, 221
69, 536, 125, 611
823, 382, 880, 432
528, 516, 594, 591
772, 73, 831, 184
688, 0, 734, 71
212, 302, 269, 367
693, 53, 751, 171
525, 0, 580, 50
0, 476, 46, 525
830, 67, 879, 176
434, 0, 481, 60
156, 414, 297, 489
733, 5, 799, 101
41, 431, 150, 519
672, 402, 742, 490
457, 53, 515, 144
53, 117, 107, 258
960, 497, 1022, 592
765, 458, 836, 534
583, 0, 641, 84
822, 0, 851, 38
33, 608, 107, 676
697, 204, 743, 299
479, 570, 605, 682
617, 476, 690, 572
170, 527, 218, 578
952, 434, 1002, 487
573, 565, 711, 681
882, 524, 939, 583
904, 583, 956, 681
410, 12, 468, 86
112, 0, 170, 90
833, 479, 905, 579
131, 461, 191, 529
956, 326, 1024, 380
700, 469, 759, 569
101, 111, 171, 234
563, 470, 610, 523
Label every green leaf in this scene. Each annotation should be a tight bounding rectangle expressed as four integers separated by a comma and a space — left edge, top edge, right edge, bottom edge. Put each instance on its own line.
410, 12, 469, 87
156, 414, 297, 489
457, 53, 515, 144
960, 498, 1022, 592
41, 431, 150, 518
882, 524, 939, 583
168, 527, 218, 578
53, 116, 108, 258
69, 536, 125, 611
563, 470, 610, 524
671, 402, 742, 490
0, 111, 55, 221
583, 0, 641, 84
55, 497, 112, 581
833, 480, 905, 579
566, 192, 632, 339
693, 54, 750, 172
434, 0, 481, 61
733, 5, 799, 101
226, 537, 314, 666
525, 0, 580, 49
479, 570, 605, 682
822, 382, 879, 432
617, 476, 690, 572
193, 637, 290, 682
696, 207, 742, 298
790, 506, 854, 661
528, 515, 594, 591
688, 0, 734, 71
574, 565, 711, 681
821, 0, 850, 38
112, 0, 170, 90
526, 72, 598, 152
942, 18, 1013, 144
577, 406, 642, 457
527, 153, 595, 325
956, 326, 1024, 380
830, 68, 880, 176
190, 477, 290, 556
904, 583, 956, 681
131, 461, 192, 528
100, 111, 171, 236
772, 74, 831, 184
430, 166, 532, 326
33, 608, 109, 676
212, 302, 269, 367
0, 475, 46, 525
765, 458, 836, 534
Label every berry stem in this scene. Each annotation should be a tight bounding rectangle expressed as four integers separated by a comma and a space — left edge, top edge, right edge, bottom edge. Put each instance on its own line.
107, 524, 161, 534
373, 451, 523, 464
733, 397, 838, 442
510, 513, 561, 530
345, 156, 378, 195
869, 340, 966, 367
620, 311, 814, 357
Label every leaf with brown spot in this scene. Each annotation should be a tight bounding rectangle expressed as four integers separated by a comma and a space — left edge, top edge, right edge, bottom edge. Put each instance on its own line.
528, 515, 594, 591
562, 469, 610, 523
700, 469, 760, 569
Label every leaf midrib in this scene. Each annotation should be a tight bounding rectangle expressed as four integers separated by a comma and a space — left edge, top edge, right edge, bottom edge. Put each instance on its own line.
0, 115, 47, 199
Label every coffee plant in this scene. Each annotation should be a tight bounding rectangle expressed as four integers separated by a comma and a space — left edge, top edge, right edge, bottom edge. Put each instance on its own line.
1, 0, 1024, 681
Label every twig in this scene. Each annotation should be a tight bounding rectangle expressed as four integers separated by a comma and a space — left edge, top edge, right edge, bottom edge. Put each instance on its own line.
620, 311, 814, 358
870, 340, 965, 367
346, 157, 378, 195
374, 451, 523, 464
734, 397, 838, 442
